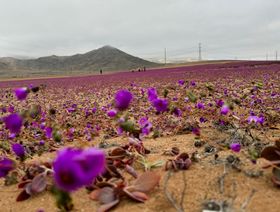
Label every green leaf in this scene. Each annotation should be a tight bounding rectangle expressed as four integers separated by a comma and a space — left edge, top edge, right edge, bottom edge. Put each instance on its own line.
187, 92, 197, 103
51, 186, 74, 212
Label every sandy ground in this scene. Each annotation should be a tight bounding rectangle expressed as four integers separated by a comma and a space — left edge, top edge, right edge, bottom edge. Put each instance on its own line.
1, 127, 279, 212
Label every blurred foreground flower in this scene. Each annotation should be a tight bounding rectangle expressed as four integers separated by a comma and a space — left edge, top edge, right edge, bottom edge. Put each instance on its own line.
220, 105, 230, 115
0, 157, 15, 178
4, 113, 23, 134
107, 109, 117, 117
12, 143, 25, 158
14, 87, 29, 100
147, 87, 158, 102
152, 98, 168, 113
115, 90, 133, 110
53, 147, 105, 192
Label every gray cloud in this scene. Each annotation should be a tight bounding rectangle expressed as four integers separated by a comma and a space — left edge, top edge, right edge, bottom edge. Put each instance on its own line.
0, 0, 279, 61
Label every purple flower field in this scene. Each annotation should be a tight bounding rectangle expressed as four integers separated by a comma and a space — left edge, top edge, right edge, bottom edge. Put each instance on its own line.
0, 61, 280, 211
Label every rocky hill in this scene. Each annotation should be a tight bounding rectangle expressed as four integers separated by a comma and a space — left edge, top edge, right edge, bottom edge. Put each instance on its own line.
0, 46, 158, 78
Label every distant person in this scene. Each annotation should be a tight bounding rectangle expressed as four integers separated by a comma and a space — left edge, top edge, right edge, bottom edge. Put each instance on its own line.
143, 66, 146, 72
100, 69, 103, 74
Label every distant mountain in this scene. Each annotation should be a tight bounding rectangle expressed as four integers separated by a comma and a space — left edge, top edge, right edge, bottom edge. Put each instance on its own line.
0, 46, 159, 76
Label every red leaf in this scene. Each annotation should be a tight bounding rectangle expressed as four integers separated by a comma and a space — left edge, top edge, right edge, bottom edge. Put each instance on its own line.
89, 189, 101, 201
128, 171, 160, 193
261, 146, 280, 161
123, 189, 148, 202
97, 199, 120, 212
131, 191, 149, 201
18, 180, 31, 189
272, 177, 280, 186
276, 140, 280, 149
98, 187, 116, 204
27, 173, 47, 195
110, 147, 127, 158
272, 167, 280, 181
16, 190, 31, 202
125, 165, 138, 178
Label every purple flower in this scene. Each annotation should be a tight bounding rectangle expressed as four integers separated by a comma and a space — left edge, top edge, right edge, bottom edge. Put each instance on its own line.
11, 143, 25, 158
220, 105, 230, 115
114, 90, 133, 110
8, 133, 16, 139
196, 102, 205, 110
172, 107, 182, 117
172, 97, 178, 101
140, 88, 145, 96
53, 147, 105, 192
138, 117, 152, 135
258, 116, 265, 124
190, 81, 196, 86
152, 98, 168, 113
8, 105, 14, 113
74, 148, 105, 184
192, 127, 200, 136
107, 109, 117, 117
92, 107, 97, 113
138, 117, 149, 127
67, 107, 76, 113
147, 87, 158, 102
224, 89, 228, 95
248, 115, 264, 124
39, 140, 45, 146
40, 122, 46, 130
45, 127, 53, 139
216, 99, 224, 107
4, 113, 23, 134
142, 126, 152, 135
230, 143, 241, 152
199, 117, 207, 123
53, 148, 86, 191
0, 157, 15, 178
117, 127, 123, 135
68, 128, 75, 140
14, 87, 29, 101
1, 107, 7, 113
178, 80, 185, 86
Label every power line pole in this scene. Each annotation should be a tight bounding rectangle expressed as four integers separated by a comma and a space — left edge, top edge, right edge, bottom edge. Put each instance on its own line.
198, 43, 202, 61
164, 48, 167, 65
276, 51, 278, 61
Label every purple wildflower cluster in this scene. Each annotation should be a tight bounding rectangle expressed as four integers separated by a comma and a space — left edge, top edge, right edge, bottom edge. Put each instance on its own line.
147, 88, 169, 113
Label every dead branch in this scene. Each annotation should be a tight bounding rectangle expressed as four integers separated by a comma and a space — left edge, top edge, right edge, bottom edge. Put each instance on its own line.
163, 170, 186, 212
218, 163, 227, 194
240, 189, 256, 211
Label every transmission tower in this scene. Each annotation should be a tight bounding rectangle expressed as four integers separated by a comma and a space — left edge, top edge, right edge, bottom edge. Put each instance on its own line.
198, 43, 202, 61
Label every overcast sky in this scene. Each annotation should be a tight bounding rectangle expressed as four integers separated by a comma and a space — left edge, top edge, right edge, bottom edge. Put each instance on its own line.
0, 0, 279, 61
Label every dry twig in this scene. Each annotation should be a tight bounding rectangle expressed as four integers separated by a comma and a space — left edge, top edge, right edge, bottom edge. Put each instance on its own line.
164, 170, 186, 212
240, 189, 256, 211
